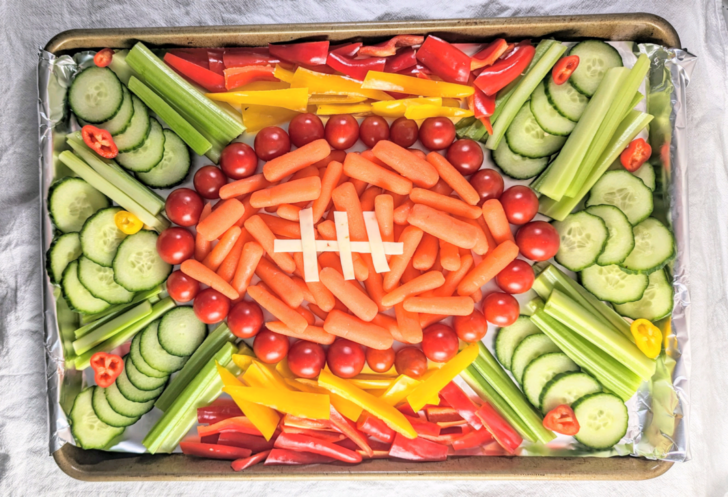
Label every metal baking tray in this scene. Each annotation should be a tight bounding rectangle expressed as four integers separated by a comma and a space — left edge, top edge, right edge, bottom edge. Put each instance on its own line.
45, 14, 680, 481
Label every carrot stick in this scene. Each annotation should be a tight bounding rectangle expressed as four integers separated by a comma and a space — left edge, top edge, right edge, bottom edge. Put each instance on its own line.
410, 188, 482, 219
359, 186, 381, 212
265, 321, 336, 345
457, 240, 519, 296
407, 204, 478, 249
401, 259, 420, 284
292, 276, 316, 304
323, 310, 393, 350
232, 241, 264, 295
426, 152, 480, 206
195, 202, 213, 261
247, 285, 308, 333
219, 174, 273, 200
331, 182, 366, 241
374, 194, 394, 243
203, 226, 242, 271
372, 140, 439, 188
343, 153, 413, 196
481, 199, 515, 245
313, 150, 347, 168
236, 195, 260, 227
419, 253, 474, 328
361, 254, 388, 312
258, 213, 301, 239
181, 259, 240, 300
431, 178, 453, 196
403, 296, 474, 316
439, 239, 461, 271
458, 217, 490, 256
394, 302, 423, 344
244, 215, 296, 273
382, 226, 424, 292
255, 257, 305, 309
382, 271, 446, 307
250, 176, 322, 208
263, 139, 331, 182
216, 230, 248, 283
311, 160, 343, 223
413, 233, 438, 271
393, 199, 414, 225
197, 198, 245, 242
276, 204, 301, 221
319, 267, 378, 322
371, 313, 406, 343
295, 305, 316, 326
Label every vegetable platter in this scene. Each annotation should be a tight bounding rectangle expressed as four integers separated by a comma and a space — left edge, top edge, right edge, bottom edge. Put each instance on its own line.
38, 15, 693, 481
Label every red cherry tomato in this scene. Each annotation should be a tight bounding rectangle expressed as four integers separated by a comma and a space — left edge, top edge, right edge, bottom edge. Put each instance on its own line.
193, 288, 230, 324
254, 126, 291, 161
227, 300, 265, 339
500, 185, 539, 225
165, 188, 204, 227
287, 340, 326, 378
389, 117, 419, 148
325, 114, 359, 150
359, 116, 390, 147
422, 324, 460, 363
446, 139, 484, 175
165, 270, 200, 303
193, 165, 227, 200
220, 142, 258, 180
253, 329, 290, 364
515, 221, 560, 261
94, 48, 114, 68
365, 347, 395, 373
288, 113, 325, 148
419, 117, 455, 151
327, 339, 365, 378
156, 227, 195, 265
482, 292, 520, 326
395, 346, 428, 378
495, 259, 535, 294
470, 169, 504, 204
453, 309, 488, 343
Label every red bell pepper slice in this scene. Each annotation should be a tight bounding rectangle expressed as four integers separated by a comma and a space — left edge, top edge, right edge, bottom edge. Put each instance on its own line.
200, 434, 219, 444
223, 48, 280, 68
396, 403, 420, 417
231, 450, 270, 471
329, 406, 374, 458
197, 399, 243, 424
438, 382, 484, 430
326, 52, 387, 81
89, 351, 123, 387
167, 48, 210, 69
81, 125, 118, 160
416, 35, 471, 84
357, 412, 395, 443
223, 65, 279, 91
180, 442, 252, 460
470, 86, 496, 118
474, 42, 535, 96
480, 116, 494, 135
359, 35, 424, 57
265, 448, 336, 465
542, 404, 580, 436
389, 433, 448, 462
197, 416, 264, 438
94, 48, 114, 68
274, 432, 363, 464
425, 406, 464, 423
208, 49, 225, 75
269, 41, 330, 66
620, 138, 652, 172
419, 425, 468, 445
397, 64, 432, 78
217, 432, 276, 453
403, 414, 441, 437
451, 427, 493, 451
282, 414, 332, 431
384, 47, 417, 73
279, 426, 346, 444
470, 39, 509, 71
552, 55, 580, 85
163, 52, 226, 93
475, 403, 523, 454
330, 42, 362, 58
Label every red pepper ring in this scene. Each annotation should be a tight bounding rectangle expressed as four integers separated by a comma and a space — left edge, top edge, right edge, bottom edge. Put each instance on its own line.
89, 352, 123, 388
81, 125, 119, 159
552, 55, 580, 85
542, 404, 580, 436
620, 137, 652, 172
94, 48, 114, 68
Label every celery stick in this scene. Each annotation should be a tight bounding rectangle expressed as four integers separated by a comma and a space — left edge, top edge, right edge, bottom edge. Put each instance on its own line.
155, 323, 237, 412
523, 297, 545, 316
55, 290, 79, 361
624, 92, 644, 120
485, 42, 566, 151
72, 301, 152, 355
76, 286, 163, 331
109, 50, 139, 86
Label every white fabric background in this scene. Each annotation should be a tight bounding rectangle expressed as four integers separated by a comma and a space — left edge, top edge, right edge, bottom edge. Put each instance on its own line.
1, 0, 727, 495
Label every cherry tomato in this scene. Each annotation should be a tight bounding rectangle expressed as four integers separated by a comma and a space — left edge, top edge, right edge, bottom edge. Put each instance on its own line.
453, 309, 488, 343
359, 116, 390, 147
395, 346, 428, 378
156, 227, 195, 265
495, 259, 535, 294
287, 340, 326, 378
500, 185, 539, 225
419, 117, 455, 151
327, 339, 365, 378
446, 139, 484, 175
288, 113, 325, 148
482, 292, 520, 327
254, 126, 291, 161
253, 329, 289, 364
422, 324, 460, 363
94, 48, 114, 67
220, 142, 258, 180
165, 270, 200, 303
193, 288, 230, 324
325, 114, 359, 150
227, 300, 264, 339
193, 165, 227, 200
515, 221, 560, 261
365, 347, 395, 373
165, 188, 204, 227
389, 117, 419, 148
469, 169, 504, 205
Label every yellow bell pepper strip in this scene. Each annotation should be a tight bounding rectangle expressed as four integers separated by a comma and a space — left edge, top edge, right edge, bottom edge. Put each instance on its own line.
290, 378, 363, 422
248, 360, 292, 391
362, 71, 475, 98
318, 369, 417, 439
206, 88, 309, 112
349, 375, 396, 390
407, 342, 479, 412
316, 103, 372, 115
308, 94, 369, 105
232, 80, 291, 91
114, 210, 143, 235
377, 375, 421, 406
360, 364, 398, 376
231, 353, 254, 372
276, 357, 296, 380
371, 97, 442, 118
241, 105, 301, 133
273, 64, 295, 83
290, 66, 393, 101
442, 97, 462, 108
404, 105, 473, 120
223, 385, 330, 420
630, 319, 663, 359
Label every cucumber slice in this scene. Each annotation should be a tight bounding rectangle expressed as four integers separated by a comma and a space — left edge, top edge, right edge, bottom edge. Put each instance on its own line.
586, 170, 653, 225
539, 371, 602, 414
116, 364, 165, 402
494, 316, 542, 371
113, 95, 150, 153
112, 230, 171, 292
493, 139, 549, 180
62, 260, 111, 315
129, 331, 167, 379
522, 352, 579, 409
78, 256, 135, 305
585, 205, 635, 266
505, 104, 566, 159
568, 41, 624, 97
580, 264, 648, 304
70, 388, 124, 450
48, 177, 110, 233
554, 211, 609, 272
620, 218, 675, 274
158, 307, 207, 357
614, 269, 674, 321
140, 321, 187, 373
47, 233, 82, 284
530, 81, 576, 136
97, 85, 135, 136
92, 385, 139, 428
105, 380, 156, 418
80, 207, 127, 267
631, 162, 656, 191
136, 130, 191, 189
116, 118, 165, 172
573, 392, 628, 449
69, 67, 123, 123
545, 75, 589, 121
511, 333, 560, 384
126, 355, 169, 391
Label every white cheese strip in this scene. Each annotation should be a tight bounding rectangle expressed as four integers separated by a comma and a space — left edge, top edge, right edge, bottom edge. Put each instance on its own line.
363, 211, 390, 274
298, 207, 319, 283
274, 239, 404, 255
334, 211, 356, 280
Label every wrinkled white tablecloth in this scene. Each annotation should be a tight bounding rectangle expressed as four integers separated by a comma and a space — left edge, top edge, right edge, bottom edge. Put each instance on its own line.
1, 0, 727, 495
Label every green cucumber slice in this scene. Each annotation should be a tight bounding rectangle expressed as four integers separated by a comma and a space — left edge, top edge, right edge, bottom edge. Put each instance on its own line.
136, 130, 191, 189
69, 67, 123, 123
158, 307, 207, 357
62, 260, 111, 315
97, 85, 135, 136
48, 177, 109, 233
586, 170, 653, 225
620, 218, 675, 275
494, 316, 542, 371
116, 118, 166, 172
545, 74, 589, 121
105, 380, 156, 418
580, 264, 648, 304
568, 41, 624, 97
511, 333, 560, 384
614, 269, 674, 321
505, 103, 566, 159
70, 387, 124, 449
129, 331, 168, 379
573, 392, 628, 449
554, 211, 609, 272
92, 385, 139, 428
585, 205, 635, 266
493, 139, 549, 180
126, 355, 169, 391
77, 256, 135, 305
116, 363, 165, 402
539, 371, 602, 414
139, 321, 187, 373
47, 233, 82, 284
112, 230, 171, 292
522, 352, 579, 409
530, 81, 576, 136
80, 207, 127, 267
112, 95, 150, 153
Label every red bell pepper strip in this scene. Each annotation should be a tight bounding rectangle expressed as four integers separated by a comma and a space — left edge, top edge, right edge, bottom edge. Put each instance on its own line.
418, 432, 461, 445
416, 35, 471, 84
362, 449, 390, 459
397, 64, 432, 78
274, 432, 363, 464
470, 86, 496, 118
94, 48, 114, 68
470, 38, 509, 71
231, 450, 270, 471
264, 448, 336, 465
326, 52, 387, 81
475, 403, 523, 454
279, 426, 346, 444
425, 406, 463, 423
200, 434, 219, 444
473, 42, 535, 96
163, 52, 226, 92
223, 48, 280, 68
357, 412, 396, 443
217, 432, 276, 453
269, 41, 330, 66
81, 125, 118, 160
542, 404, 580, 436
223, 65, 279, 91
620, 138, 652, 172
403, 414, 441, 437
282, 414, 332, 431
480, 116, 494, 135
396, 403, 419, 417
384, 47, 417, 73
438, 382, 484, 430
329, 406, 374, 458
180, 442, 252, 460
551, 55, 580, 85
89, 352, 123, 387
197, 400, 244, 424
168, 48, 210, 69
359, 35, 424, 57
330, 42, 362, 57
197, 416, 264, 438
451, 427, 493, 451
389, 433, 448, 462
208, 49, 225, 75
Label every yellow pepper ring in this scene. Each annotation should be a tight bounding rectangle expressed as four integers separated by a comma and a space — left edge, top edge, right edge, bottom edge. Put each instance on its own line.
114, 210, 143, 235
630, 318, 663, 359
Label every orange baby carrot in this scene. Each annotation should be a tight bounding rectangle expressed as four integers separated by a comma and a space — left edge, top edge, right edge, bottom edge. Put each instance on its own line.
197, 198, 245, 242
295, 305, 316, 326
307, 303, 329, 322
457, 240, 519, 296
255, 257, 305, 309
419, 253, 475, 328
382, 226, 424, 292
359, 186, 382, 212
361, 149, 390, 169
265, 321, 336, 345
276, 204, 301, 221
362, 255, 388, 312
293, 253, 335, 312
331, 182, 366, 241
381, 271, 446, 307
394, 302, 423, 344
203, 226, 242, 271
291, 278, 315, 305
482, 199, 515, 245
352, 253, 370, 282
401, 259, 420, 284
219, 174, 273, 200
374, 194, 394, 244
319, 267, 378, 322
470, 288, 483, 304
313, 149, 347, 168
195, 202, 213, 261
403, 296, 474, 316
439, 239, 461, 271
319, 252, 344, 273
216, 230, 248, 283
393, 223, 406, 242
393, 199, 414, 225
290, 165, 320, 181
407, 204, 479, 250
244, 215, 296, 274
323, 310, 393, 350
232, 241, 264, 295
426, 152, 480, 206
431, 178, 453, 196
250, 176, 322, 209
235, 195, 260, 227
263, 138, 331, 182
476, 215, 497, 253
409, 149, 427, 161
371, 313, 406, 343
412, 233, 439, 271
311, 160, 343, 223
351, 178, 368, 196
458, 216, 490, 256
343, 153, 413, 196
181, 259, 240, 300
258, 213, 301, 239
247, 285, 308, 334
316, 219, 337, 240
372, 140, 439, 188
409, 188, 482, 219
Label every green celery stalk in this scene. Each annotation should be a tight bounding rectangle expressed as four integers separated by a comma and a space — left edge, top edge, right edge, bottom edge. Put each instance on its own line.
624, 92, 645, 120
523, 297, 545, 316
75, 286, 163, 337
72, 301, 152, 355
55, 289, 79, 360
108, 50, 139, 85
155, 323, 237, 411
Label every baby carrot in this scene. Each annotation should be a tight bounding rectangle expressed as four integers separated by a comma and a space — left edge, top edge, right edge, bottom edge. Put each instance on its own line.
265, 322, 336, 345
331, 182, 366, 241
323, 310, 393, 350
319, 267, 378, 322
439, 239, 461, 271
470, 287, 483, 304
203, 226, 242, 271
276, 204, 301, 221
236, 195, 260, 227
293, 252, 335, 312
290, 165, 320, 181
403, 296, 474, 316
319, 252, 344, 273
343, 153, 413, 196
362, 255, 388, 312
351, 178, 368, 196
181, 259, 240, 300
232, 241, 264, 295
481, 199, 515, 245
426, 152, 480, 206
361, 149, 390, 169
393, 222, 406, 242
458, 217, 490, 256
413, 233, 438, 271
393, 199, 414, 225
292, 277, 316, 304
476, 215, 497, 251
409, 149, 427, 161
248, 285, 308, 334
394, 302, 423, 344
250, 176, 322, 209
295, 305, 316, 326
312, 225, 368, 282
308, 303, 329, 322
419, 253, 474, 329
263, 138, 331, 182
457, 240, 519, 296
372, 313, 406, 343
409, 188, 482, 219
313, 150, 347, 168
195, 202, 213, 261
244, 215, 296, 274
255, 257, 305, 309
372, 140, 439, 188
359, 186, 382, 212
216, 230, 248, 283
431, 178, 453, 196
374, 194, 394, 243
197, 198, 245, 242
311, 160, 343, 223
407, 204, 478, 249
219, 174, 272, 200
401, 259, 420, 284
382, 271, 446, 307
383, 226, 424, 292
258, 213, 301, 239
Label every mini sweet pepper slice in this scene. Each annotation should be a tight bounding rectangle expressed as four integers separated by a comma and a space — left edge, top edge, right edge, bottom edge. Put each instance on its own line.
163, 52, 226, 92
470, 38, 509, 71
90, 352, 123, 388
362, 71, 474, 98
476, 402, 523, 454
388, 433, 448, 461
359, 35, 424, 57
630, 318, 663, 358
438, 382, 484, 430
